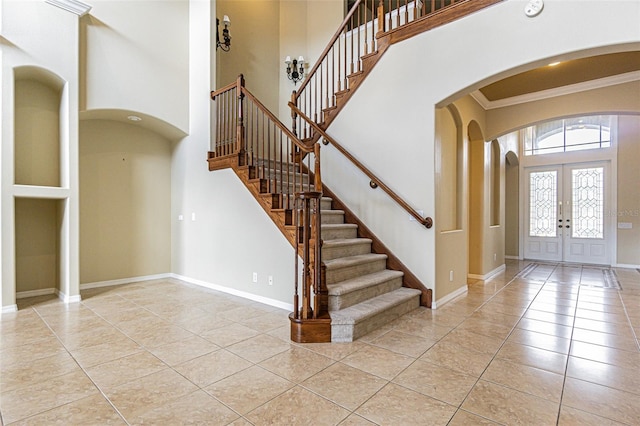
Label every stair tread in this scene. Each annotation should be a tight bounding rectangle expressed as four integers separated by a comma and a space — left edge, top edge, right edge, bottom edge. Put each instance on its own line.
330, 287, 421, 324
327, 269, 404, 296
322, 223, 357, 229
322, 209, 345, 215
322, 238, 372, 248
323, 253, 387, 270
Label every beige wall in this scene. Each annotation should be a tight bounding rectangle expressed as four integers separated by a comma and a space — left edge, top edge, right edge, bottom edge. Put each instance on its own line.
80, 119, 171, 283
15, 198, 61, 293
217, 0, 280, 113
616, 115, 640, 266
14, 78, 61, 187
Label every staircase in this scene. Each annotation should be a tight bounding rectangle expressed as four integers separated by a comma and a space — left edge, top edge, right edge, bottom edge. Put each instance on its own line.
209, 0, 504, 343
320, 196, 421, 341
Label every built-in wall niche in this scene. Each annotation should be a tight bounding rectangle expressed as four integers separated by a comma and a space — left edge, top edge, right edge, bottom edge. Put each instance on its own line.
15, 198, 63, 297
14, 67, 64, 187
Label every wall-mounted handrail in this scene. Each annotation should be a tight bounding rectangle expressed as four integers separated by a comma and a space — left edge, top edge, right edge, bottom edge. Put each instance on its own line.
289, 101, 433, 229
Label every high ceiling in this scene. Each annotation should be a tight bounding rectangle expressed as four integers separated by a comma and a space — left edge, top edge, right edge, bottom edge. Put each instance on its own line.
478, 51, 640, 102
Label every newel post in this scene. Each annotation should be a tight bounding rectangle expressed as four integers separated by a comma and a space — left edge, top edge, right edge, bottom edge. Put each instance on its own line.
236, 74, 246, 164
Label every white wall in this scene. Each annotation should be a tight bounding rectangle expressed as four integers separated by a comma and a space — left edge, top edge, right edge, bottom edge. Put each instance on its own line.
83, 0, 189, 133
324, 0, 640, 299
170, 0, 296, 307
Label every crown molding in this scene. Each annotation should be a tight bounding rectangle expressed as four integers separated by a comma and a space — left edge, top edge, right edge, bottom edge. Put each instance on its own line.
471, 70, 640, 110
45, 0, 92, 16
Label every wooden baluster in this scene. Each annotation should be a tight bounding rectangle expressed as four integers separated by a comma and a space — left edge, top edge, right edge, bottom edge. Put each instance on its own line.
378, 0, 384, 34
342, 27, 347, 90
237, 75, 245, 159
404, 0, 408, 25
357, 3, 361, 71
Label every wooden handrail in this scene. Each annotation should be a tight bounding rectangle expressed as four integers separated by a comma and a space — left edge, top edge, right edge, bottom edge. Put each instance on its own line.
290, 101, 433, 229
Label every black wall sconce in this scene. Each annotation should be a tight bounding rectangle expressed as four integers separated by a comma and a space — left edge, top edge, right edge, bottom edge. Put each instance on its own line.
285, 56, 305, 84
216, 15, 231, 51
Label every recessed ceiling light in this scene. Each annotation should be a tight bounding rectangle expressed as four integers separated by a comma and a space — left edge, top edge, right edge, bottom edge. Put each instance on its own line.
127, 115, 142, 122
548, 62, 561, 67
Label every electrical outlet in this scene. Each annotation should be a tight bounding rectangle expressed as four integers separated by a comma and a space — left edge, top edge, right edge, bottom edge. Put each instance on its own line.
494, 253, 497, 261
252, 272, 258, 283
268, 276, 273, 286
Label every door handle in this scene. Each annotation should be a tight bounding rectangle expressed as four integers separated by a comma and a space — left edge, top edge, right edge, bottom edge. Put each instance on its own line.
565, 225, 570, 228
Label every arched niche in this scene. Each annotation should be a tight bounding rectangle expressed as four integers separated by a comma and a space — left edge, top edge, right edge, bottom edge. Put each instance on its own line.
14, 66, 65, 187
467, 120, 485, 275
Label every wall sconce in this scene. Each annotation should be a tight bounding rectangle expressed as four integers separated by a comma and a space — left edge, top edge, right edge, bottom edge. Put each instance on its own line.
216, 15, 231, 51
285, 56, 305, 84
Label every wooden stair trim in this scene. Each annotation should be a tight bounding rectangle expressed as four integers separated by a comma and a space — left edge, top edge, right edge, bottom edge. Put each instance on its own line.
321, 185, 432, 308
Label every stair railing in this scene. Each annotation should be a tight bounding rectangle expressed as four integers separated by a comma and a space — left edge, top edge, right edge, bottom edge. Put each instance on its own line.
290, 101, 433, 229
291, 0, 467, 143
210, 75, 326, 331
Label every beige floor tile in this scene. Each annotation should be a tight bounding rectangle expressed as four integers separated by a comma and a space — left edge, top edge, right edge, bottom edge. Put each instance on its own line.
569, 340, 640, 370
56, 324, 132, 351
573, 317, 635, 337
528, 300, 577, 316
447, 409, 500, 425
482, 358, 564, 402
174, 349, 252, 387
571, 328, 639, 352
524, 308, 575, 326
558, 406, 626, 426
148, 335, 219, 366
341, 344, 414, 380
206, 365, 294, 414
300, 341, 365, 360
239, 311, 289, 333
1, 351, 82, 393
420, 341, 494, 377
462, 380, 558, 425
390, 317, 453, 340
516, 317, 573, 338
124, 322, 196, 348
455, 318, 514, 340
562, 377, 640, 425
259, 346, 335, 383
338, 414, 377, 425
368, 329, 436, 357
10, 394, 126, 426
104, 369, 198, 420
69, 337, 143, 369
0, 337, 67, 367
302, 362, 387, 410
86, 351, 168, 390
246, 386, 350, 425
507, 327, 571, 354
129, 390, 239, 425
226, 334, 291, 363
0, 370, 99, 424
575, 308, 629, 325
392, 359, 477, 405
495, 341, 568, 375
566, 356, 640, 395
438, 329, 504, 355
355, 383, 456, 425
200, 322, 261, 347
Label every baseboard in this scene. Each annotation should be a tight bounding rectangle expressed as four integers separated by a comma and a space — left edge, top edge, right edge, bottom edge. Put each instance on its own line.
468, 264, 506, 281
505, 255, 521, 260
80, 273, 172, 290
55, 289, 81, 304
432, 285, 468, 309
614, 263, 640, 269
16, 288, 56, 299
2, 304, 18, 313
170, 273, 294, 312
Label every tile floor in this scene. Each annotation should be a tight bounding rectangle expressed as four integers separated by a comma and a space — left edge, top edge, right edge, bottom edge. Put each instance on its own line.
1, 260, 639, 425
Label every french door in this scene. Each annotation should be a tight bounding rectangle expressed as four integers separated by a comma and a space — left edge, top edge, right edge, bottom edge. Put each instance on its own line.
524, 162, 611, 265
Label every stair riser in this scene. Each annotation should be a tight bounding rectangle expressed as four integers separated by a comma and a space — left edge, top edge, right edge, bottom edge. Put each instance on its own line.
321, 227, 357, 240
322, 241, 372, 261
320, 199, 333, 210
331, 295, 419, 342
329, 276, 403, 311
321, 212, 345, 225
325, 259, 387, 285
